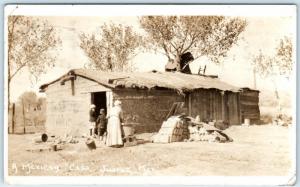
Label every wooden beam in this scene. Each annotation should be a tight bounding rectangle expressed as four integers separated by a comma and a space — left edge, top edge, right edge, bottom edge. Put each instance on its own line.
237, 93, 242, 124
188, 93, 192, 116
22, 98, 26, 134
91, 92, 94, 104
12, 103, 15, 134
221, 91, 225, 121
71, 78, 75, 96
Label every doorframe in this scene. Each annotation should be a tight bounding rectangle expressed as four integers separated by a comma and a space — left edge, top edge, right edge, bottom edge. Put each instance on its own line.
106, 91, 113, 114
90, 91, 111, 115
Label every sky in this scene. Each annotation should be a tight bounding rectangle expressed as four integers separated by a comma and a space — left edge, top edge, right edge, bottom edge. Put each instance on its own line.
5, 5, 296, 102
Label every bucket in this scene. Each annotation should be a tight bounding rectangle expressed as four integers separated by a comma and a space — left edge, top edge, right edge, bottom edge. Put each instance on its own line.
33, 133, 48, 143
244, 119, 250, 126
122, 124, 135, 137
41, 133, 48, 142
85, 138, 96, 150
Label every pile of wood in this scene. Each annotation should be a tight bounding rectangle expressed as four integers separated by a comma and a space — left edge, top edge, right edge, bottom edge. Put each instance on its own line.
153, 116, 188, 143
153, 115, 233, 143
273, 114, 292, 127
188, 125, 209, 141
188, 124, 232, 143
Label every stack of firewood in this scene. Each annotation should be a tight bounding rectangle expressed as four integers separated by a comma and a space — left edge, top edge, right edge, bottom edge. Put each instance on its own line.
182, 124, 189, 140
188, 126, 208, 141
188, 123, 232, 143
153, 116, 188, 143
153, 116, 233, 143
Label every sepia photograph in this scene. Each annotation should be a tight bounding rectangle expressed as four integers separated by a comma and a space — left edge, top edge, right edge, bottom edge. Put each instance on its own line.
4, 5, 296, 185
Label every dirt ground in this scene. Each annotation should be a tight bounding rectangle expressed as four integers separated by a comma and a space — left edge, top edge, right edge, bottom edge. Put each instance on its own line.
8, 124, 294, 176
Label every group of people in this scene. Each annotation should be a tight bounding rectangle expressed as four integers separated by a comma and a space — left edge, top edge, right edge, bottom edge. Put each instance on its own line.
89, 100, 124, 147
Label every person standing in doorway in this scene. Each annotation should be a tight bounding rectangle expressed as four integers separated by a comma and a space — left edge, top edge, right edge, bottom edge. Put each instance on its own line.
106, 100, 124, 147
96, 108, 107, 141
89, 104, 96, 136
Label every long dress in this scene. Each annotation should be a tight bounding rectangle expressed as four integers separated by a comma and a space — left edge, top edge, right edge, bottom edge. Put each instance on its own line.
106, 106, 123, 147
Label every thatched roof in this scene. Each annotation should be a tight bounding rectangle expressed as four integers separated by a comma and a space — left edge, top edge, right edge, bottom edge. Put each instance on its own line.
40, 69, 241, 93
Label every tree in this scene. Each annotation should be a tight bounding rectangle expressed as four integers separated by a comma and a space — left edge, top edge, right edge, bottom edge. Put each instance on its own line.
18, 91, 38, 112
17, 91, 47, 128
79, 23, 143, 71
8, 16, 61, 106
252, 36, 293, 114
276, 36, 293, 77
37, 97, 47, 111
139, 16, 247, 70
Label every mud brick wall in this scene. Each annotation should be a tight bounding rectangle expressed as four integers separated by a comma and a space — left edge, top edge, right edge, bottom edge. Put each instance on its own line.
44, 75, 252, 136
45, 76, 111, 137
45, 76, 186, 135
113, 89, 185, 133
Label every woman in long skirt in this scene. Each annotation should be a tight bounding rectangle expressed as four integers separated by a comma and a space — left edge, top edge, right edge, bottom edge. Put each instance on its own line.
106, 100, 123, 147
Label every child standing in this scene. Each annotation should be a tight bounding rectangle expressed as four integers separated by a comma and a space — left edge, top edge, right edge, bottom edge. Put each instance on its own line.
89, 104, 96, 136
96, 108, 107, 141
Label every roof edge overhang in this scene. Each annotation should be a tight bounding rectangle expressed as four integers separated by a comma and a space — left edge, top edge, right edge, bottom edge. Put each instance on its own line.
39, 69, 114, 92
39, 69, 245, 94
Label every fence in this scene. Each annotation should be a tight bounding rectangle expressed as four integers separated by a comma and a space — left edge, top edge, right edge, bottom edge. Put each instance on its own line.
8, 103, 46, 134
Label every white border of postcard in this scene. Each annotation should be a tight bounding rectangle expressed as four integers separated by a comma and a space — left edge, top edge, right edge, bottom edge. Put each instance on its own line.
4, 4, 297, 185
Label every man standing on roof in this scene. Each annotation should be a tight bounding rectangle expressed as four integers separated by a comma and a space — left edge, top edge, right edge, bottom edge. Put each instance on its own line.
89, 104, 97, 136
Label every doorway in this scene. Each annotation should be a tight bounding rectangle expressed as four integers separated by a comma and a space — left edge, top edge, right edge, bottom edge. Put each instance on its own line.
91, 92, 107, 116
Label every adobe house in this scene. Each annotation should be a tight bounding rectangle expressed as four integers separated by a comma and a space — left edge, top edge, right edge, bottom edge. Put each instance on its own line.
39, 69, 260, 136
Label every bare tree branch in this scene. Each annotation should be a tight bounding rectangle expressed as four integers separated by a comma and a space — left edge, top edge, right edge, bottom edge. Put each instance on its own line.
7, 16, 61, 105
79, 23, 143, 72
140, 16, 247, 68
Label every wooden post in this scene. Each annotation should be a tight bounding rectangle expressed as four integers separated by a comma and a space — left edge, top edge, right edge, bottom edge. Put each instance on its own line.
12, 103, 15, 134
237, 93, 241, 124
212, 92, 215, 120
71, 78, 75, 96
22, 98, 26, 134
188, 93, 192, 116
106, 91, 113, 115
221, 91, 225, 121
91, 92, 94, 104
209, 91, 212, 121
